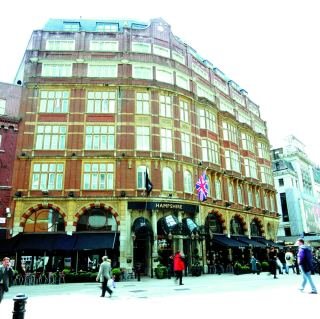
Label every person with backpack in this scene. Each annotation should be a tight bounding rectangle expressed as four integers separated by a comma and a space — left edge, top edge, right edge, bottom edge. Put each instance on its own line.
296, 238, 317, 294
285, 250, 295, 274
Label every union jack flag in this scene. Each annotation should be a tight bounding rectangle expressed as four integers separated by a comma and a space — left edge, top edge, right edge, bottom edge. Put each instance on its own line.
195, 171, 208, 202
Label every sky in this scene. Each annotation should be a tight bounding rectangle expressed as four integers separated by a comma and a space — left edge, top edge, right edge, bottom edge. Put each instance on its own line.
1, 0, 319, 164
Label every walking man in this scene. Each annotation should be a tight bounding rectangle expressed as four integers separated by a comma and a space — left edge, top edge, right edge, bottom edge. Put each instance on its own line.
0, 257, 13, 303
96, 256, 113, 298
296, 238, 317, 294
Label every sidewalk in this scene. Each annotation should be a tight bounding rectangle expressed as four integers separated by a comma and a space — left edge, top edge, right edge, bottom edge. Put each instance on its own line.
1, 273, 319, 318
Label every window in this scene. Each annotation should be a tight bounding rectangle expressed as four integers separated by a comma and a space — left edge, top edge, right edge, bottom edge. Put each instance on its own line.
83, 163, 114, 190
136, 126, 150, 150
255, 191, 261, 208
257, 142, 270, 160
96, 23, 119, 32
132, 65, 153, 80
248, 188, 253, 207
215, 179, 222, 200
39, 91, 69, 113
278, 178, 284, 186
260, 166, 273, 185
153, 45, 170, 58
159, 95, 172, 117
228, 180, 234, 202
85, 126, 115, 150
202, 140, 220, 164
136, 92, 150, 114
46, 40, 75, 51
241, 133, 255, 152
264, 193, 269, 211
184, 171, 192, 193
132, 42, 151, 53
199, 109, 217, 132
237, 185, 243, 204
280, 192, 289, 222
87, 91, 116, 113
0, 99, 6, 115
222, 122, 238, 143
90, 40, 118, 51
197, 83, 214, 102
31, 163, 64, 190
137, 165, 149, 189
35, 125, 67, 150
301, 168, 312, 195
172, 51, 185, 64
63, 22, 80, 32
42, 63, 72, 77
161, 128, 173, 153
225, 150, 240, 172
270, 194, 275, 212
156, 67, 173, 84
87, 64, 117, 77
176, 73, 190, 90
244, 158, 257, 179
163, 167, 173, 191
180, 100, 189, 123
192, 63, 209, 80
181, 132, 191, 157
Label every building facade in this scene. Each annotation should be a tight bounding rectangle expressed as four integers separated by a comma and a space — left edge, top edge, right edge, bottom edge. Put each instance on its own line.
273, 135, 320, 245
0, 82, 21, 239
8, 18, 278, 275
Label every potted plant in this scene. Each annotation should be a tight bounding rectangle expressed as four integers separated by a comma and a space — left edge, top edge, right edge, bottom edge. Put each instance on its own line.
112, 268, 122, 282
155, 264, 168, 279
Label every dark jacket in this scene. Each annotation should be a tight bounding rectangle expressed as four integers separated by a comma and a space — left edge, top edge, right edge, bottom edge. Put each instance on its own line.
0, 265, 13, 291
298, 245, 313, 272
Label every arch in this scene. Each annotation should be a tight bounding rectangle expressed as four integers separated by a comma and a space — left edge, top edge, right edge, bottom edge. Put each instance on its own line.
250, 217, 264, 236
207, 209, 226, 231
73, 202, 120, 227
19, 203, 67, 228
230, 213, 247, 235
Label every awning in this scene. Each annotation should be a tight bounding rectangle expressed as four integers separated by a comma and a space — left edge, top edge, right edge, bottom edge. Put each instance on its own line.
159, 215, 181, 234
1, 232, 119, 252
182, 218, 198, 234
132, 217, 153, 237
232, 235, 266, 248
212, 234, 248, 248
252, 236, 284, 249
73, 233, 118, 250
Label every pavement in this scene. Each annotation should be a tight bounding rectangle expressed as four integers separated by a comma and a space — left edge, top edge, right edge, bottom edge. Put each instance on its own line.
1, 272, 320, 319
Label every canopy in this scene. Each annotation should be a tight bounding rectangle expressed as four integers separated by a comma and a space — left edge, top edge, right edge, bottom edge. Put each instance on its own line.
212, 234, 249, 248
132, 217, 153, 237
232, 235, 266, 248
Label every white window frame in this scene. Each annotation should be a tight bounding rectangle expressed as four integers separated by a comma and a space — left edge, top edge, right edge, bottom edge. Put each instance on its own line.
179, 100, 189, 123
87, 64, 117, 77
39, 91, 69, 113
132, 42, 151, 53
0, 99, 6, 115
31, 163, 64, 190
161, 128, 173, 153
163, 167, 173, 191
201, 139, 220, 165
184, 170, 192, 193
46, 40, 75, 51
225, 149, 240, 172
87, 91, 116, 113
159, 95, 172, 117
136, 126, 150, 151
181, 132, 191, 157
83, 163, 114, 190
132, 64, 153, 80
85, 126, 115, 150
35, 125, 67, 150
89, 40, 119, 51
136, 92, 150, 114
42, 63, 72, 77
153, 45, 170, 58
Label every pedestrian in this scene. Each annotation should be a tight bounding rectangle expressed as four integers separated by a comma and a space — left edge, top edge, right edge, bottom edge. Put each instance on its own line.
250, 255, 260, 275
285, 250, 295, 274
96, 256, 113, 298
173, 250, 185, 285
296, 238, 317, 294
268, 246, 278, 279
0, 257, 13, 303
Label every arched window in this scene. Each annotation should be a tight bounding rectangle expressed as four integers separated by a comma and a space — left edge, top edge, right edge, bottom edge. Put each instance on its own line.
24, 209, 65, 233
230, 217, 244, 235
248, 187, 253, 207
163, 167, 173, 191
228, 180, 234, 202
255, 190, 261, 208
250, 220, 261, 236
184, 170, 192, 193
77, 208, 117, 231
137, 165, 149, 189
237, 184, 243, 204
206, 214, 223, 234
215, 179, 222, 200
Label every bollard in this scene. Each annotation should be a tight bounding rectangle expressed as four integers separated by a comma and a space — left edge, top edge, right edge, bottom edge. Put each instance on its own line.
12, 293, 28, 319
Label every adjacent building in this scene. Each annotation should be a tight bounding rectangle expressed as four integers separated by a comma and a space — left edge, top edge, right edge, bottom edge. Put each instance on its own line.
273, 135, 320, 245
0, 82, 21, 239
5, 18, 278, 275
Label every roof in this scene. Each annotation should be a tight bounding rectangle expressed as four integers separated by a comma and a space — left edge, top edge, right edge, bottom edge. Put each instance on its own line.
44, 18, 149, 32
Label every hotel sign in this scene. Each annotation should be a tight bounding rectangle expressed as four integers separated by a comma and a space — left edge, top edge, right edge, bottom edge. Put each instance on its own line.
128, 201, 198, 213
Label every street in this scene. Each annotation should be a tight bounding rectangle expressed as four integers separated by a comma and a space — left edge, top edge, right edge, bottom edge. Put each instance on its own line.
1, 272, 319, 318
